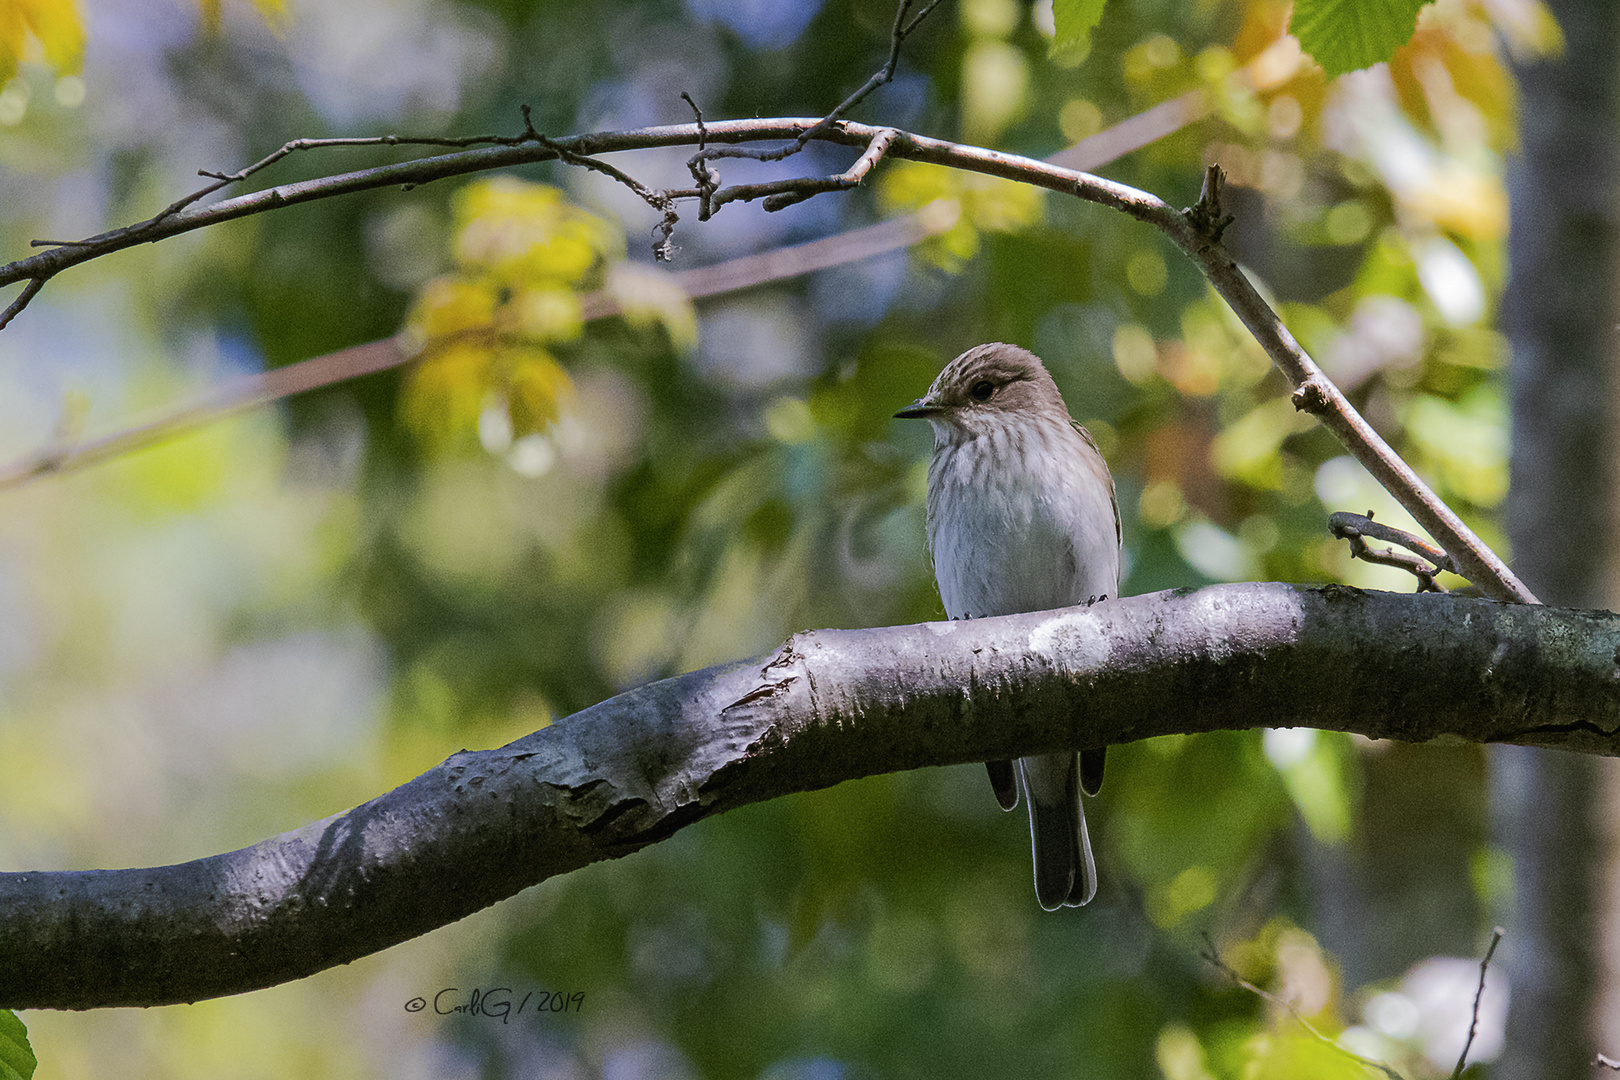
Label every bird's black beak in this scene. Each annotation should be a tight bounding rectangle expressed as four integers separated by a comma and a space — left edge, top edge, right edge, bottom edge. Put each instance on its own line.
894, 399, 940, 419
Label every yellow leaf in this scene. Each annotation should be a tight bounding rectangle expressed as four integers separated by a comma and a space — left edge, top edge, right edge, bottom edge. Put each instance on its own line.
401, 341, 494, 447
503, 348, 573, 436
508, 287, 584, 343
400, 179, 620, 449
961, 171, 1044, 233
0, 0, 84, 78
1402, 166, 1507, 240
408, 276, 497, 341
877, 160, 957, 215
451, 177, 622, 286
197, 0, 285, 35
1241, 1034, 1371, 1080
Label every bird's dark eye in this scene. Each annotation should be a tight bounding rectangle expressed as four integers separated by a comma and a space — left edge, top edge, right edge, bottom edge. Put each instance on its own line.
969, 380, 995, 401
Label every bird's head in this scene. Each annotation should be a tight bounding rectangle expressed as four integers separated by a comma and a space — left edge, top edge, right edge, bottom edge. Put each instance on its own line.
894, 342, 1071, 440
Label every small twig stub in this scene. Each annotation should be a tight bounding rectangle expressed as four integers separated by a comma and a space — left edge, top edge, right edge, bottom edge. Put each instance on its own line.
1330, 511, 1458, 592
1183, 163, 1235, 245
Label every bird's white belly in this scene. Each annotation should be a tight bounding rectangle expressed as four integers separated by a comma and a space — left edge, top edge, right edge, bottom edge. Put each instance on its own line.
927, 449, 1117, 620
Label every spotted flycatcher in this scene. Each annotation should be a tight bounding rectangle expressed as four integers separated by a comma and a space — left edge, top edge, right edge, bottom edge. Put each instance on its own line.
896, 342, 1120, 909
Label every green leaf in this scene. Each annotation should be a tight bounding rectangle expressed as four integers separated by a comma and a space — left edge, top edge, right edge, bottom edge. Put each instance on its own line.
1289, 0, 1432, 79
0, 1010, 37, 1080
1049, 0, 1108, 59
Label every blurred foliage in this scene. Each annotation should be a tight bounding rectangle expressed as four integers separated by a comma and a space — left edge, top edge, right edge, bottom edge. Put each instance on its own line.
0, 0, 80, 80
0, 1010, 35, 1080
0, 0, 289, 83
878, 160, 1045, 267
0, 0, 1557, 1076
196, 0, 287, 36
401, 178, 618, 448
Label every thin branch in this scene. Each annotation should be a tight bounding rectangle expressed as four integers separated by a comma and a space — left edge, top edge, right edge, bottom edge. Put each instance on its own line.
524, 118, 685, 260
1448, 927, 1504, 1080
4, 584, 1620, 1009
1159, 164, 1535, 604
32, 125, 551, 250
712, 126, 904, 214
0, 277, 44, 331
688, 0, 942, 173
795, 0, 943, 147
1328, 511, 1458, 573
0, 337, 413, 489
1200, 934, 1407, 1080
682, 91, 719, 222
1330, 511, 1451, 593
1184, 164, 1236, 245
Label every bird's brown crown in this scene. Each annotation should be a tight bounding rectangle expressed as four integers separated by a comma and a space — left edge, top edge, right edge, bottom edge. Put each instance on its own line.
900, 342, 1071, 423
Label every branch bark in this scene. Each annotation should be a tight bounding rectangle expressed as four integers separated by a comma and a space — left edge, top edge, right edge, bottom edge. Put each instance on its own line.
3, 582, 1616, 1011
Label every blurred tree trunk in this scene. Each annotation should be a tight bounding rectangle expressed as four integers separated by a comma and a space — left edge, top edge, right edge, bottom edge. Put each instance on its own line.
1499, 0, 1617, 1071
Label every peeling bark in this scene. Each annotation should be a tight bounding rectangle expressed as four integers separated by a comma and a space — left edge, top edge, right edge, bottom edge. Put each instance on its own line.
5, 583, 1620, 1009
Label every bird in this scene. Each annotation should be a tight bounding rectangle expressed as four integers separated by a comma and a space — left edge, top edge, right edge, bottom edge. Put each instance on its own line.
895, 342, 1120, 909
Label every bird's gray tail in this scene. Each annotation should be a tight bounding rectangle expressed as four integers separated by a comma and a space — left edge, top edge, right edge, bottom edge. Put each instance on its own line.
986, 759, 1019, 810
1080, 746, 1106, 797
1022, 752, 1097, 910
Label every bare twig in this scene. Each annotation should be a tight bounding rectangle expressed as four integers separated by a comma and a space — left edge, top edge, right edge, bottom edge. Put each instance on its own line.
1200, 935, 1406, 1080
795, 0, 943, 148
687, 0, 942, 173
1448, 927, 1504, 1080
32, 126, 549, 250
682, 92, 719, 222
1330, 511, 1452, 593
711, 127, 904, 214
515, 104, 687, 261
0, 277, 44, 331
1163, 194, 1536, 604
1328, 512, 1457, 572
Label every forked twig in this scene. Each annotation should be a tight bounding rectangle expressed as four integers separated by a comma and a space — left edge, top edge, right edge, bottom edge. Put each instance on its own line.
1448, 927, 1504, 1080
1330, 511, 1455, 593
685, 0, 941, 201
0, 277, 43, 331
1200, 934, 1406, 1080
709, 127, 904, 214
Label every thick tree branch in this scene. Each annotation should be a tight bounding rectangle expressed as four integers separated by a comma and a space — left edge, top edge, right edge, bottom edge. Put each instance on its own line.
3, 583, 1617, 1010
